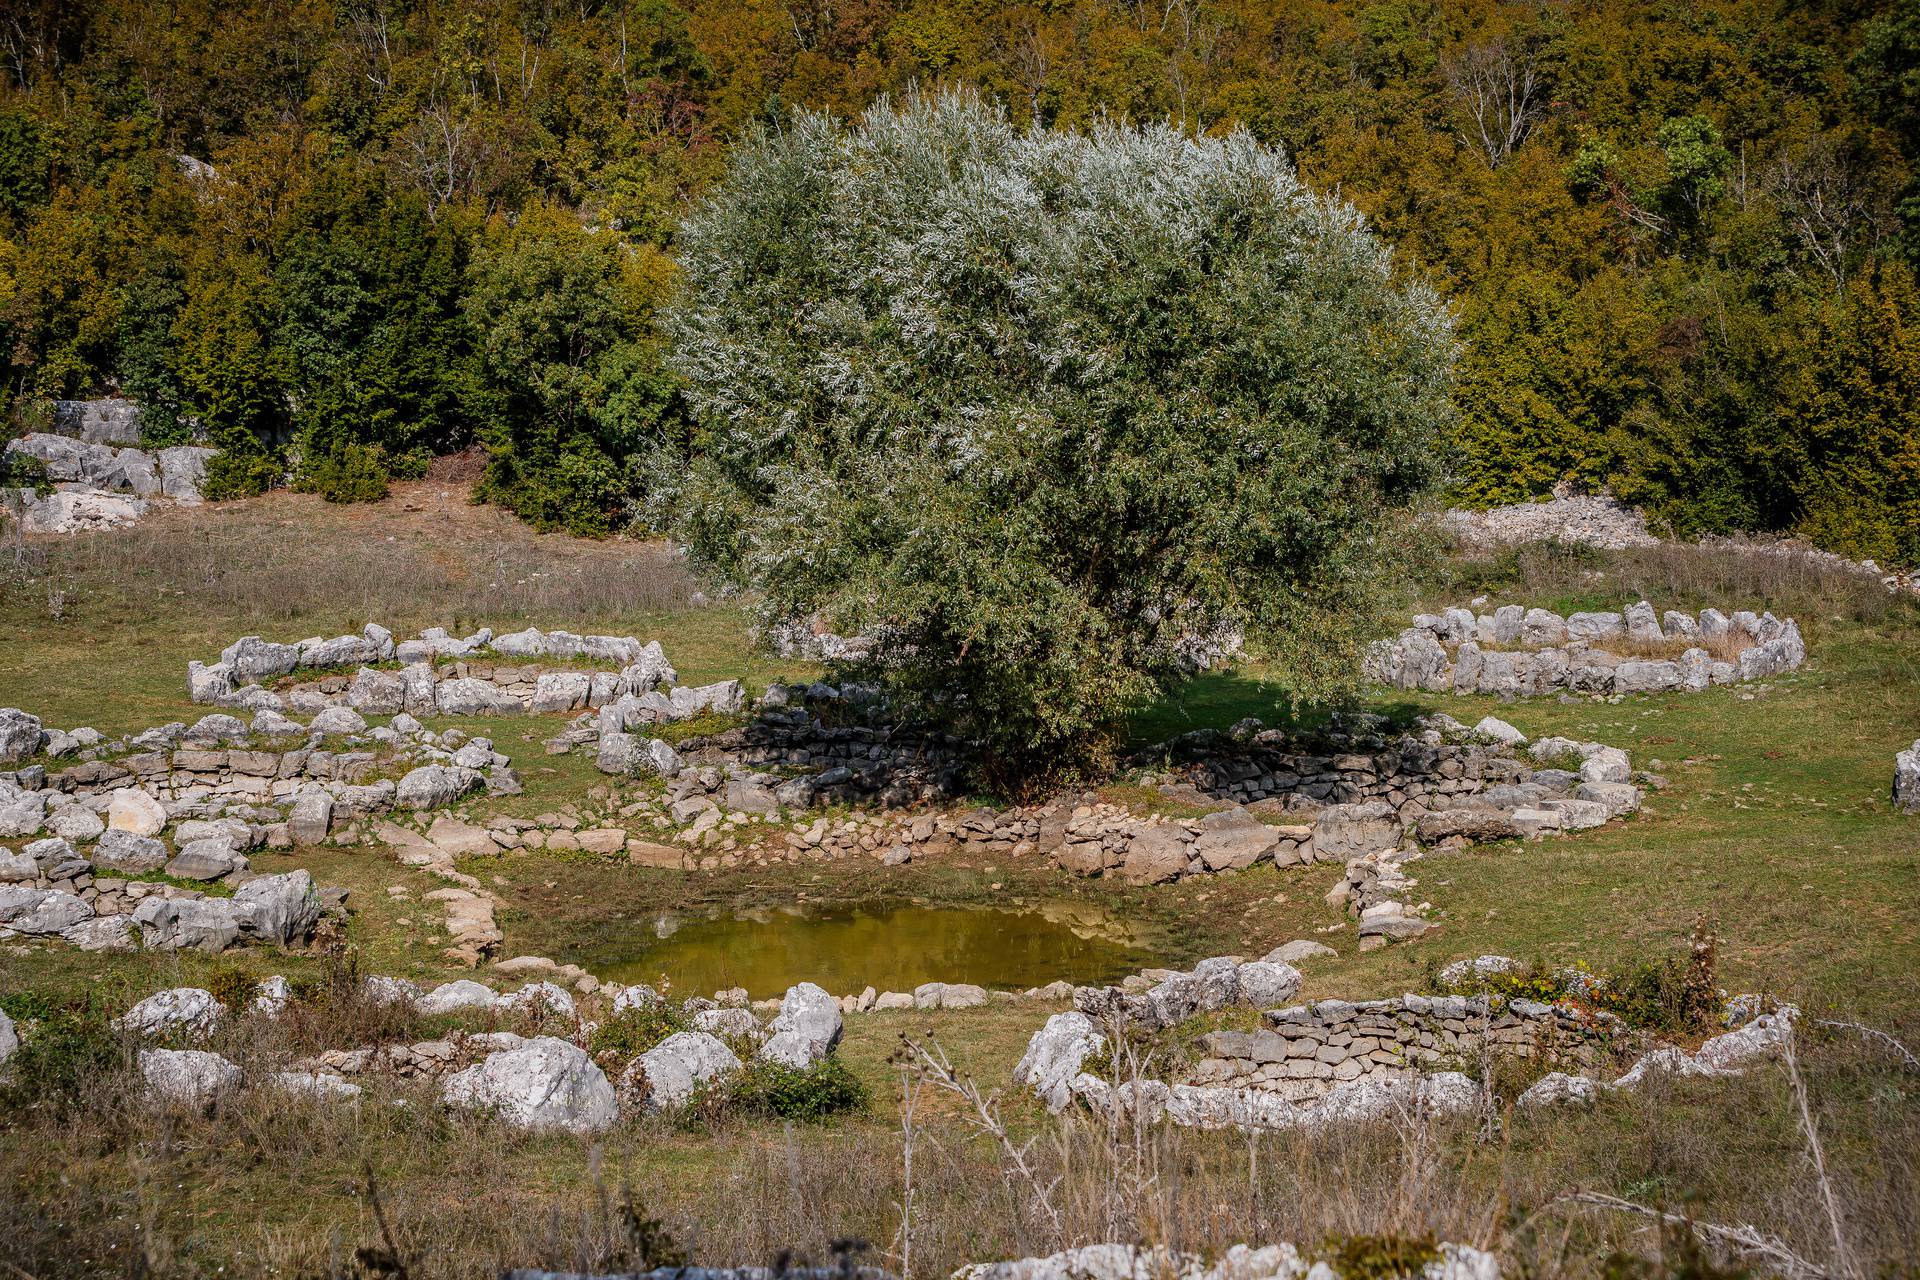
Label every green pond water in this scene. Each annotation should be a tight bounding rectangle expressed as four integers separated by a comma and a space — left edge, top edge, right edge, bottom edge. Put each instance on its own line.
573, 900, 1162, 1000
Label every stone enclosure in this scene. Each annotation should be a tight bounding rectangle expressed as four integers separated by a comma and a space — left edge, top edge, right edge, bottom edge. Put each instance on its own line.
1367, 600, 1805, 697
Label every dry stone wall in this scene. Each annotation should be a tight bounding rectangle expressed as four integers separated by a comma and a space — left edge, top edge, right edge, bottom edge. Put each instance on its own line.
1187, 994, 1620, 1104
1367, 601, 1805, 697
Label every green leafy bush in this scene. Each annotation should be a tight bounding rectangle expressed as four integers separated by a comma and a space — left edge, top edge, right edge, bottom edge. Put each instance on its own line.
587, 1001, 690, 1061
199, 449, 283, 500
0, 448, 50, 495
663, 90, 1454, 782
0, 1000, 122, 1115
297, 441, 391, 504
720, 1055, 869, 1122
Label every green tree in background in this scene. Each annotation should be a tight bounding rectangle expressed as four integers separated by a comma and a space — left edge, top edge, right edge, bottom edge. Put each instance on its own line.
663, 92, 1455, 778
465, 203, 680, 534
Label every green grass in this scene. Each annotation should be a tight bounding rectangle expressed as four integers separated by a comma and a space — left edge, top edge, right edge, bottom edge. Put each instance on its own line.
3, 499, 1920, 1275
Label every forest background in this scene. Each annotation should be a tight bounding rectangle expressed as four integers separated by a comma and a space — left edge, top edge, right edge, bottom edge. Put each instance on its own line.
1, 0, 1915, 560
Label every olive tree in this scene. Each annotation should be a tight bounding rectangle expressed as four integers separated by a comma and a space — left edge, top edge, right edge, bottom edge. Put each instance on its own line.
661, 91, 1454, 778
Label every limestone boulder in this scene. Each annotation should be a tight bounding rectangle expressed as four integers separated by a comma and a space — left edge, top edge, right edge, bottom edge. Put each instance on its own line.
417, 979, 499, 1015
130, 896, 246, 951
117, 987, 224, 1036
347, 667, 406, 715
396, 764, 483, 811
287, 790, 333, 844
1232, 960, 1302, 1008
140, 1048, 241, 1107
1896, 740, 1920, 815
232, 870, 321, 945
0, 707, 43, 764
1013, 1011, 1104, 1111
63, 916, 137, 951
631, 1031, 740, 1109
104, 786, 168, 836
1311, 801, 1399, 862
1190, 807, 1281, 872
1119, 825, 1190, 884
1263, 939, 1336, 964
441, 1036, 617, 1134
0, 886, 93, 934
757, 981, 843, 1068
1519, 1072, 1597, 1108
167, 838, 243, 881
436, 678, 519, 716
0, 781, 47, 837
222, 636, 301, 683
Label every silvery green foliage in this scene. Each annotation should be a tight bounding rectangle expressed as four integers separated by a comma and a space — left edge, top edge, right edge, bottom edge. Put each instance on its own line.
662, 90, 1454, 768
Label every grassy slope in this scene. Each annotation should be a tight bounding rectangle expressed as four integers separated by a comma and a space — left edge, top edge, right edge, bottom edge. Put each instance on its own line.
3, 497, 1918, 1274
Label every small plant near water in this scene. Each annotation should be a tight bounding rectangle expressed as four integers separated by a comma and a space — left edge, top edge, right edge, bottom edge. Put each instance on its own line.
587, 1001, 690, 1065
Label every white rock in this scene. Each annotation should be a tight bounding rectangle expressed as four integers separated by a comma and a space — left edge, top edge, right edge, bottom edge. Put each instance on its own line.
1231, 960, 1301, 1008
309, 706, 368, 736
1518, 1071, 1597, 1108
140, 1048, 241, 1106
634, 1030, 741, 1109
1472, 715, 1527, 747
440, 1036, 617, 1133
270, 1069, 362, 1101
117, 987, 224, 1037
416, 979, 498, 1015
253, 975, 294, 1015
1014, 1011, 1105, 1112
757, 981, 843, 1068
1261, 940, 1335, 964
105, 787, 167, 837
501, 981, 576, 1019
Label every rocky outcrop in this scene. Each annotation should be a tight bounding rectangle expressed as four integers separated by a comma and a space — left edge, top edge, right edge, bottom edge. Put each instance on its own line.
3, 431, 215, 534
1442, 492, 1656, 551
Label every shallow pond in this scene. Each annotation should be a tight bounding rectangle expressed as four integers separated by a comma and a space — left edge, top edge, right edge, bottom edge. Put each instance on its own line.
572, 900, 1162, 1000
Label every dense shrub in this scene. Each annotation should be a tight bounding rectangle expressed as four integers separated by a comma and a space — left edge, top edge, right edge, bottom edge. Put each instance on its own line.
720, 1055, 870, 1122
663, 91, 1453, 778
587, 1001, 690, 1061
0, 996, 123, 1116
296, 441, 392, 504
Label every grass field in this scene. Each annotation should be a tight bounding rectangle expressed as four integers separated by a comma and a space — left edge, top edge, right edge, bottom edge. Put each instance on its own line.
2, 490, 1917, 1278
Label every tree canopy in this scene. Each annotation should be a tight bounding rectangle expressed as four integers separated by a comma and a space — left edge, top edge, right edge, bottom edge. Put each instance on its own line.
661, 92, 1453, 773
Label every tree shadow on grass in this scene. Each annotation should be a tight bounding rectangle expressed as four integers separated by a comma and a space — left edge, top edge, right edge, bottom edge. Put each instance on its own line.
1124, 667, 1437, 752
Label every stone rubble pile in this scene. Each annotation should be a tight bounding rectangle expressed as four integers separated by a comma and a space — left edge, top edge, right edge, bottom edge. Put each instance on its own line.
0, 862, 329, 954
1367, 601, 1805, 697
0, 705, 520, 843
1441, 492, 1658, 551
958, 1240, 1500, 1280
3, 431, 215, 533
84, 974, 853, 1135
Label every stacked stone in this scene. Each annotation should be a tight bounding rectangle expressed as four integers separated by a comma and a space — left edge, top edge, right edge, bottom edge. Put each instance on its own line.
1366, 600, 1806, 697
1187, 994, 1619, 1103
1172, 736, 1522, 812
187, 624, 706, 721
